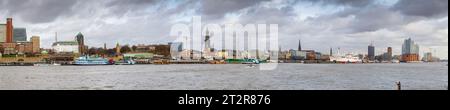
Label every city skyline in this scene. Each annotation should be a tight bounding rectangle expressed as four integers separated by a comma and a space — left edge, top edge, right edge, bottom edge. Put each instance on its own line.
0, 0, 447, 59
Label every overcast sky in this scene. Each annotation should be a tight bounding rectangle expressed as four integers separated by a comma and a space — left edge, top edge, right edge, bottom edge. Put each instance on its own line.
0, 0, 448, 59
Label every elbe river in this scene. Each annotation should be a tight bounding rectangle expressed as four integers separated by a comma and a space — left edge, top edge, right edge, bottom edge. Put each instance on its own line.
0, 63, 447, 90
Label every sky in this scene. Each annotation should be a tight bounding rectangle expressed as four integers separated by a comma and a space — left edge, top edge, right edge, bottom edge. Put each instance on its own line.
0, 0, 448, 59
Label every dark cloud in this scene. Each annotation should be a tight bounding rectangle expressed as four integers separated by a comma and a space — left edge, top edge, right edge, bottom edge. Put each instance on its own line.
105, 0, 160, 15
198, 0, 270, 19
0, 0, 77, 23
308, 0, 374, 7
239, 5, 296, 25
393, 0, 448, 18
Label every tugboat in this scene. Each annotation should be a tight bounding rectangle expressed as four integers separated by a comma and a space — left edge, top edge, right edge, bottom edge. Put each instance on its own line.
115, 58, 136, 65
73, 56, 112, 65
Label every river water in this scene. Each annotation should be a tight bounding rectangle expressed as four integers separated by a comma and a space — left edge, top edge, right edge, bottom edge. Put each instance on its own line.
0, 63, 447, 90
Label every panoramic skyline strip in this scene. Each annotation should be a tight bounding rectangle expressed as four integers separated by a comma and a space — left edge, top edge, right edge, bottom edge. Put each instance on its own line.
0, 0, 447, 59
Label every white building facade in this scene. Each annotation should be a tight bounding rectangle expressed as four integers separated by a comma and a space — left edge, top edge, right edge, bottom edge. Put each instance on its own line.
52, 41, 79, 53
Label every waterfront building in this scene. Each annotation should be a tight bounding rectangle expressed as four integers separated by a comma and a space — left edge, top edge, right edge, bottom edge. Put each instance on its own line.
15, 41, 33, 55
124, 53, 154, 59
401, 38, 420, 62
52, 41, 79, 54
13, 28, 27, 42
315, 52, 322, 60
133, 44, 171, 58
169, 42, 183, 59
0, 18, 40, 56
31, 36, 40, 53
0, 36, 40, 55
180, 49, 202, 60
215, 50, 228, 60
289, 49, 303, 60
1, 43, 17, 54
377, 47, 394, 62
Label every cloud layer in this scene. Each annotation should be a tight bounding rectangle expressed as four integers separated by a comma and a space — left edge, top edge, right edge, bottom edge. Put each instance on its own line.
0, 0, 447, 59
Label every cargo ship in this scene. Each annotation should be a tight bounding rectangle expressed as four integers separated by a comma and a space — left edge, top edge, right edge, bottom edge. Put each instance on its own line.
329, 54, 362, 63
225, 58, 260, 64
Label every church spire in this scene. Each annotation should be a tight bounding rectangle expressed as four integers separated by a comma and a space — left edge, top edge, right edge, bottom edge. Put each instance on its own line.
298, 39, 302, 51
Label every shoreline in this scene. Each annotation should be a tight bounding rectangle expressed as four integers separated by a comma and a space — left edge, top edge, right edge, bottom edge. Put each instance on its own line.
0, 63, 447, 90
0, 61, 447, 66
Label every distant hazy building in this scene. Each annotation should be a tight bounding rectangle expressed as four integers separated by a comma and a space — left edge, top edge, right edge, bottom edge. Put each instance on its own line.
52, 41, 79, 54
31, 36, 40, 53
378, 47, 393, 62
422, 52, 440, 62
169, 42, 183, 59
401, 38, 420, 62
0, 24, 6, 42
368, 43, 375, 61
387, 47, 392, 61
13, 28, 27, 42
329, 48, 333, 56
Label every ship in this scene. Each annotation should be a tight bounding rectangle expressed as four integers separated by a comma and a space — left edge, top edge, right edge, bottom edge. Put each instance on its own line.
330, 54, 362, 63
73, 56, 113, 65
115, 58, 136, 65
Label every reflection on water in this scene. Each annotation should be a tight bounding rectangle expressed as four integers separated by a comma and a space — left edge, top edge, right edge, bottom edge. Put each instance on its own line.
0, 63, 448, 90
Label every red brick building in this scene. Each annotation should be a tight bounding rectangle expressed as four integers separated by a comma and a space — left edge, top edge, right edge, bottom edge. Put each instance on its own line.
401, 54, 419, 62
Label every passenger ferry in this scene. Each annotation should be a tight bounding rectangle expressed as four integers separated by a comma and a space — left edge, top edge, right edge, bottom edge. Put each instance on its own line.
73, 56, 112, 65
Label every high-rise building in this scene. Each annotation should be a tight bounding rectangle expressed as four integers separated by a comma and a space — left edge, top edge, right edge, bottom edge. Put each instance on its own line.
423, 52, 433, 62
13, 28, 27, 42
0, 24, 6, 42
368, 43, 375, 61
204, 29, 212, 52
387, 47, 392, 61
6, 18, 13, 43
402, 38, 419, 55
31, 36, 40, 53
330, 47, 333, 56
401, 38, 420, 62
75, 32, 85, 55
